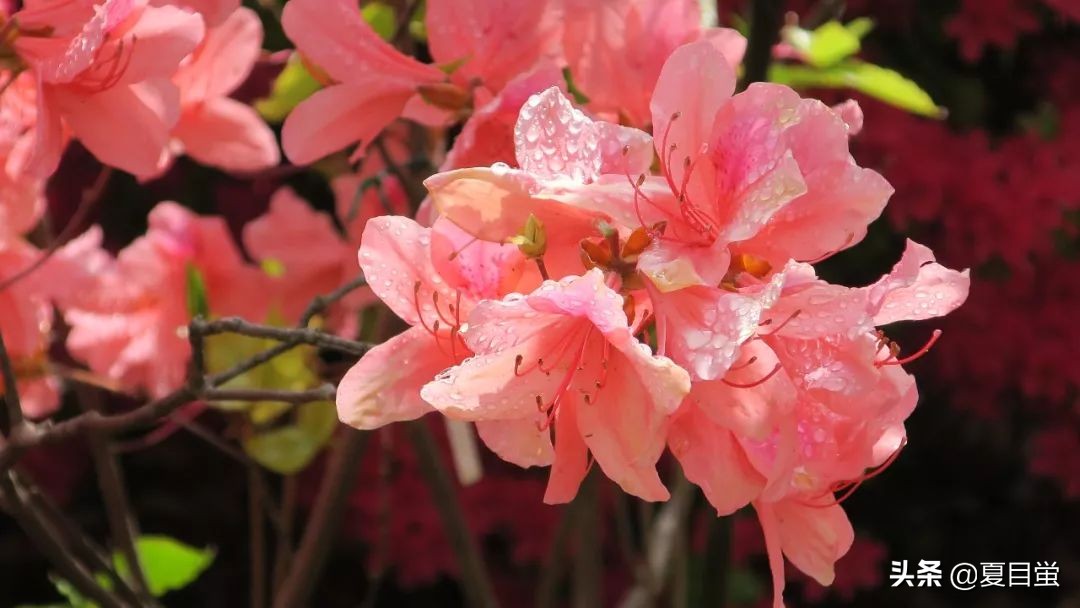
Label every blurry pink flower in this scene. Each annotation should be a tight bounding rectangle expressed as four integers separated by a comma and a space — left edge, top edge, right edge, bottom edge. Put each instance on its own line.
335, 215, 526, 430
243, 186, 364, 326
152, 0, 238, 27
10, 0, 206, 177
0, 70, 44, 240
420, 269, 691, 503
280, 0, 561, 164
169, 5, 279, 173
563, 0, 745, 125
64, 202, 267, 397
0, 229, 105, 418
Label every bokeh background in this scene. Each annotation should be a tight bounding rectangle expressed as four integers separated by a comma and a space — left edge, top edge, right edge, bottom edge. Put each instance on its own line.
2, 0, 1078, 606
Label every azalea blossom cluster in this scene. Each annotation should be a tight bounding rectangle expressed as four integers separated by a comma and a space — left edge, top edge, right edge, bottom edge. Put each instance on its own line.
0, 0, 974, 605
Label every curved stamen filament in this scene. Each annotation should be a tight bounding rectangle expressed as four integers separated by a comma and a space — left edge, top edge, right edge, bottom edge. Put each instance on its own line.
722, 363, 782, 389
758, 309, 802, 336
728, 355, 759, 372
876, 329, 942, 367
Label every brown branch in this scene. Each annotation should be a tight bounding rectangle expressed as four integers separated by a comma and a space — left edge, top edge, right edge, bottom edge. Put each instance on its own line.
299, 275, 368, 327
0, 473, 129, 608
271, 429, 370, 608
203, 385, 336, 405
740, 0, 787, 88
0, 166, 112, 294
407, 421, 500, 608
201, 317, 371, 357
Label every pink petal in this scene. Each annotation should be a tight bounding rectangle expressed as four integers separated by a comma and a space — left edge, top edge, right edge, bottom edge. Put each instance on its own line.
868, 240, 971, 325
54, 79, 179, 177
175, 97, 280, 172
694, 340, 797, 440
649, 274, 782, 380
174, 6, 262, 104
242, 187, 351, 322
357, 215, 463, 328
514, 87, 601, 183
114, 4, 205, 86
596, 121, 654, 176
543, 396, 589, 503
281, 81, 412, 165
669, 404, 765, 514
772, 499, 855, 586
429, 217, 526, 302
282, 0, 439, 85
336, 326, 450, 429
475, 418, 554, 468
425, 0, 562, 92
650, 40, 735, 186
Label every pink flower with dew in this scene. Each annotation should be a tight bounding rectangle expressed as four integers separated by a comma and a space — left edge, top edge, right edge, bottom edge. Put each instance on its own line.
426, 86, 654, 279
64, 202, 267, 398
563, 0, 745, 126
668, 241, 968, 607
420, 269, 691, 503
168, 5, 279, 174
335, 215, 526, 431
151, 0, 238, 28
280, 0, 561, 164
9, 0, 206, 177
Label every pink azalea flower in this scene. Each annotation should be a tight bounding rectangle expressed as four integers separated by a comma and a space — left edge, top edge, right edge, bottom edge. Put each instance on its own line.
335, 215, 526, 431
64, 202, 267, 397
169, 5, 279, 173
563, 0, 745, 126
419, 269, 691, 503
243, 187, 357, 324
0, 229, 106, 418
280, 0, 562, 164
425, 86, 653, 279
0, 70, 44, 240
9, 0, 206, 177
668, 241, 969, 607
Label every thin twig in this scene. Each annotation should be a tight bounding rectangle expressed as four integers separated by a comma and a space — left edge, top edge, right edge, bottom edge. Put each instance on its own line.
203, 385, 336, 405
271, 429, 370, 608
0, 166, 112, 294
299, 275, 368, 328
201, 317, 371, 357
0, 473, 128, 608
407, 421, 500, 608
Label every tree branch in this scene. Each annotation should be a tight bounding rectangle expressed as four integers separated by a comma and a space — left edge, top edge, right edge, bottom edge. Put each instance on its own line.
271, 429, 370, 608
407, 421, 499, 608
618, 474, 695, 608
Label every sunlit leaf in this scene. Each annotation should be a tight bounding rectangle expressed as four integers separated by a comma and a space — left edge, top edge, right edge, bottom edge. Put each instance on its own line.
768, 60, 945, 118
242, 401, 338, 474
114, 536, 215, 597
562, 67, 591, 105
783, 20, 861, 68
255, 56, 323, 123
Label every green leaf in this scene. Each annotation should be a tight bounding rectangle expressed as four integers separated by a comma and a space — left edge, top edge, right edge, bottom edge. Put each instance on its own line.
242, 401, 338, 474
361, 1, 395, 41
255, 56, 323, 123
783, 20, 861, 68
507, 213, 547, 258
185, 264, 209, 319
768, 60, 945, 118
846, 17, 875, 40
114, 536, 215, 597
562, 67, 591, 105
